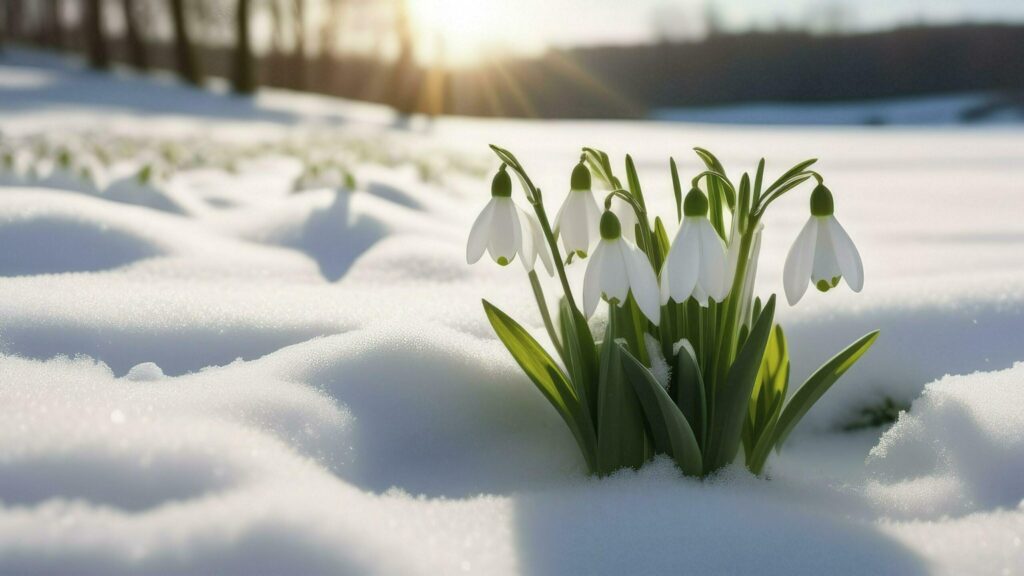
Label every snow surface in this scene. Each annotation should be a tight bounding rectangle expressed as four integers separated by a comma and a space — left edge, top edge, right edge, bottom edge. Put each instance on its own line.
1, 49, 1023, 575
652, 92, 1024, 126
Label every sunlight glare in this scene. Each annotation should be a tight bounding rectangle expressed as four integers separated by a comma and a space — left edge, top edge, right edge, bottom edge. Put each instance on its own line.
409, 0, 503, 66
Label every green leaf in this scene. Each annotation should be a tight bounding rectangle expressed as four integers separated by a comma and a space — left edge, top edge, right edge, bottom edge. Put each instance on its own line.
766, 158, 817, 194
704, 295, 776, 473
625, 154, 647, 212
596, 314, 648, 474
560, 298, 599, 425
693, 148, 735, 209
670, 157, 683, 222
489, 144, 520, 171
673, 339, 707, 450
483, 300, 597, 470
583, 147, 615, 188
753, 158, 765, 205
619, 343, 703, 476
744, 325, 789, 474
772, 331, 880, 452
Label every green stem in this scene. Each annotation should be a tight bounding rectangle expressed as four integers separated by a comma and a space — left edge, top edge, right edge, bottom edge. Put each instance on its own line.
529, 269, 564, 361
714, 214, 760, 384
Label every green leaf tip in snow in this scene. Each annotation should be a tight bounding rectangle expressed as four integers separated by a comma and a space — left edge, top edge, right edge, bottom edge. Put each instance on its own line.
772, 330, 880, 453
482, 299, 597, 470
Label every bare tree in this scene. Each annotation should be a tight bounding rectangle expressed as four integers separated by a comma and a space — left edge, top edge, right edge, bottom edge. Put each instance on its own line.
122, 0, 148, 69
389, 0, 417, 114
319, 0, 344, 58
169, 0, 202, 85
85, 0, 110, 69
44, 0, 63, 49
291, 0, 307, 89
231, 0, 255, 93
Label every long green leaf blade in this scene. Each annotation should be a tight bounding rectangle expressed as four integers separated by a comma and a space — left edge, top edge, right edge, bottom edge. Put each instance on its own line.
673, 340, 707, 450
596, 315, 648, 474
772, 331, 880, 452
619, 344, 703, 476
483, 300, 596, 469
704, 295, 776, 473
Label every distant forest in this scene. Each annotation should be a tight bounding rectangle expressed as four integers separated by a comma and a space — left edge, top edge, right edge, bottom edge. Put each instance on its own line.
2, 1, 1022, 119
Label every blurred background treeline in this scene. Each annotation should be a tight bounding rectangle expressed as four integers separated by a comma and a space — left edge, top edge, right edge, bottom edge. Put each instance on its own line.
1, 0, 1022, 119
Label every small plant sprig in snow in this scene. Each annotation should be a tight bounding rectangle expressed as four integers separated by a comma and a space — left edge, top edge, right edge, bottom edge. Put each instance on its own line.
469, 145, 879, 477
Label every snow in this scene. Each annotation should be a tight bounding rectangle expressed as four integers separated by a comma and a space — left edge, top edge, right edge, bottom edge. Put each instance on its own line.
652, 92, 1024, 126
1, 49, 1023, 574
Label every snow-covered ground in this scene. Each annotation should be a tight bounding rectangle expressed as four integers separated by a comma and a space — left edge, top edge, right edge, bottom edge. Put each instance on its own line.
1, 50, 1023, 575
653, 92, 1024, 125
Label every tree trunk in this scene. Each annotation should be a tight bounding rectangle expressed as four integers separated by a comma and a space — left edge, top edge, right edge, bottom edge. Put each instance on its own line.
85, 0, 109, 69
169, 0, 202, 85
44, 0, 63, 49
389, 0, 417, 115
122, 0, 147, 69
291, 0, 307, 90
231, 0, 255, 94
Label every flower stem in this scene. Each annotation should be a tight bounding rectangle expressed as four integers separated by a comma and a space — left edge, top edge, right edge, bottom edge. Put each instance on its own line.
529, 269, 564, 361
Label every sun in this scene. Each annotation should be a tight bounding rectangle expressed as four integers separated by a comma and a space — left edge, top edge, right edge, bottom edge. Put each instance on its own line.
408, 0, 502, 67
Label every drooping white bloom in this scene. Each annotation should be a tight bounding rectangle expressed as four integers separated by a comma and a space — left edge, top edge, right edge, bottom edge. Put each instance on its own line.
783, 184, 864, 305
583, 211, 661, 324
660, 188, 730, 305
467, 166, 553, 274
554, 161, 601, 259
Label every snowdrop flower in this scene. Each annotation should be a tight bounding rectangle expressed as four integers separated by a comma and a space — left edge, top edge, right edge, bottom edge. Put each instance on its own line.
783, 184, 864, 305
660, 188, 730, 305
554, 161, 601, 259
583, 211, 661, 324
467, 166, 553, 274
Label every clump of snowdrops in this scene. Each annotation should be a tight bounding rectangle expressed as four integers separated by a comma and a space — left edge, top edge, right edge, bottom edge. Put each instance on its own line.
468, 145, 878, 477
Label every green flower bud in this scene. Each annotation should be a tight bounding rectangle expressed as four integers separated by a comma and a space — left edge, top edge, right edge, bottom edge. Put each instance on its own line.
683, 188, 709, 217
491, 164, 512, 198
600, 210, 621, 240
810, 184, 834, 217
570, 161, 591, 190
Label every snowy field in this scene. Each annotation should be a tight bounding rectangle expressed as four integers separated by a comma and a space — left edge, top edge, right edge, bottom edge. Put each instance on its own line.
652, 92, 1024, 126
1, 50, 1023, 575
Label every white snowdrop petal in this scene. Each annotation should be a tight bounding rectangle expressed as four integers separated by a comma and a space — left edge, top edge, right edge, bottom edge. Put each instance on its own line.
697, 220, 730, 301
583, 241, 606, 318
530, 213, 554, 275
783, 216, 818, 305
560, 193, 590, 255
487, 198, 520, 264
827, 216, 864, 292
692, 283, 709, 307
662, 221, 700, 304
466, 198, 495, 264
600, 241, 630, 305
516, 207, 538, 272
624, 242, 661, 324
811, 220, 841, 283
582, 191, 602, 251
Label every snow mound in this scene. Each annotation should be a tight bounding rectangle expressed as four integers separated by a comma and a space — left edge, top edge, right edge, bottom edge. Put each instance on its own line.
865, 363, 1024, 519
0, 189, 166, 275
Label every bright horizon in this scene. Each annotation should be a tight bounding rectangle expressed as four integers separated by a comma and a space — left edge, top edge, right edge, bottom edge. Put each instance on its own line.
407, 0, 1024, 66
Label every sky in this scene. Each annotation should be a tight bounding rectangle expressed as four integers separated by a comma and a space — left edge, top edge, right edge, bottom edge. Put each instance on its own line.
408, 0, 1024, 64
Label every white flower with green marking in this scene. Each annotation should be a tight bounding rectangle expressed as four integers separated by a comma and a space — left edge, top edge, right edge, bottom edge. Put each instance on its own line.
467, 166, 553, 274
554, 161, 601, 259
783, 184, 864, 305
660, 188, 730, 305
583, 211, 661, 325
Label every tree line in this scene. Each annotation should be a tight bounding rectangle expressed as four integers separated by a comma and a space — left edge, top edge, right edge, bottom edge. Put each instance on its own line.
2, 3, 1022, 119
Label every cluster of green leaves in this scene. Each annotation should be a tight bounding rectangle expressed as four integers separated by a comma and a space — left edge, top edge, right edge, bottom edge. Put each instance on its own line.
483, 145, 879, 478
